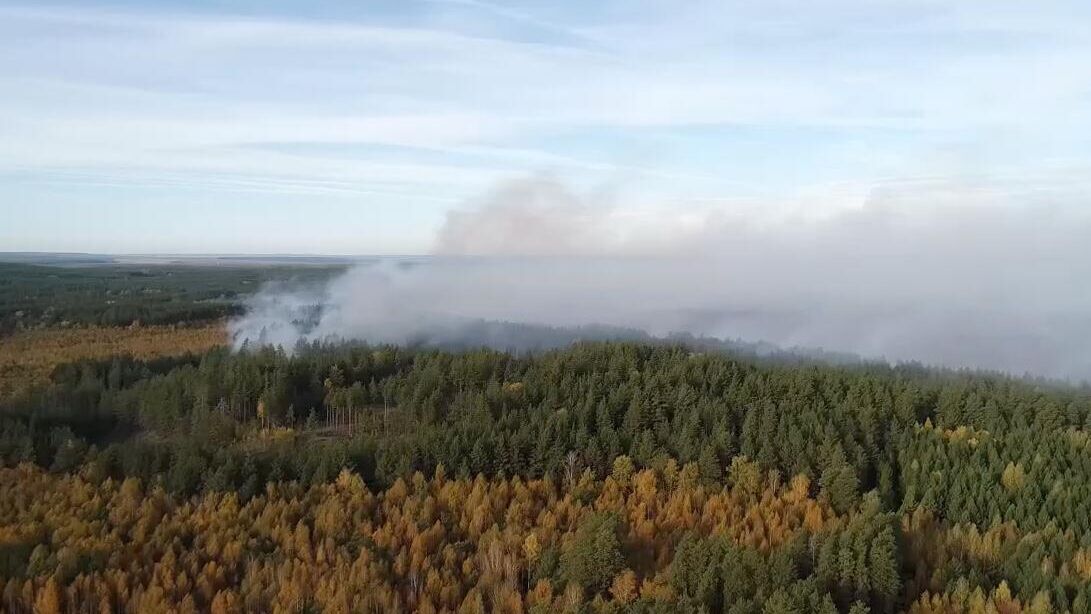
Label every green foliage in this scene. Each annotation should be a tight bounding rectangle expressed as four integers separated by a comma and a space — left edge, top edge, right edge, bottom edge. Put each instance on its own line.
560, 512, 625, 594
820, 457, 860, 515
2, 331, 1091, 611
813, 494, 901, 612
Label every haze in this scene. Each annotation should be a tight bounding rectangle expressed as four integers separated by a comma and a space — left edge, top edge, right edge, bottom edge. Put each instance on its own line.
231, 175, 1091, 382
2, 1, 1089, 379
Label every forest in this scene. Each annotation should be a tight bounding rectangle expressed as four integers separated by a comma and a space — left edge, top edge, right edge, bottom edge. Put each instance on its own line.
6, 0, 1088, 609
0, 262, 341, 334
2, 330, 1090, 612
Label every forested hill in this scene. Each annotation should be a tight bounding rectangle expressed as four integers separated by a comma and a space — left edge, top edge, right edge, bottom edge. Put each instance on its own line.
2, 341, 1091, 612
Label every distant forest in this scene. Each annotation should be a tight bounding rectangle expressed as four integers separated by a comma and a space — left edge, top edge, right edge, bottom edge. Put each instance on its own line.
3, 334, 1091, 612
0, 262, 341, 334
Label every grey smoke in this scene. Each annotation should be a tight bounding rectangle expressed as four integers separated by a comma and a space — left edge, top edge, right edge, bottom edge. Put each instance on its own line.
231, 175, 1091, 382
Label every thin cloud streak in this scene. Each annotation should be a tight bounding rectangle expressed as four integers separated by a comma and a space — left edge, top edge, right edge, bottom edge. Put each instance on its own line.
3, 1, 1091, 252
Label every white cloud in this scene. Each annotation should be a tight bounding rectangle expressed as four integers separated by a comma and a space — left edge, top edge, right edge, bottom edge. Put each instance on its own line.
1, 1, 1090, 251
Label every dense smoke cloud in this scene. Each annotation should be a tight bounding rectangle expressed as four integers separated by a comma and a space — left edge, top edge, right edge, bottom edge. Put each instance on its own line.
231, 176, 1091, 382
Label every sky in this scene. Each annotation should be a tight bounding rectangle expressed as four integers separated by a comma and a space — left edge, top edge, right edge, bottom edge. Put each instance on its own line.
1, 0, 1091, 254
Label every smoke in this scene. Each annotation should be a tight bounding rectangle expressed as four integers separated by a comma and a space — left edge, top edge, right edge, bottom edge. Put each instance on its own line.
231, 175, 1091, 382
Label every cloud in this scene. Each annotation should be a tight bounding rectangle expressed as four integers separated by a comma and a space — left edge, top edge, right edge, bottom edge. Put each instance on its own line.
4, 1, 1091, 202
4, 0, 1091, 257
232, 174, 1091, 382
433, 175, 711, 256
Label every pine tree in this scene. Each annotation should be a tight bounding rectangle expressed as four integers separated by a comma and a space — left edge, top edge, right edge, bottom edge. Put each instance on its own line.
820, 459, 859, 515
560, 513, 625, 595
868, 525, 900, 610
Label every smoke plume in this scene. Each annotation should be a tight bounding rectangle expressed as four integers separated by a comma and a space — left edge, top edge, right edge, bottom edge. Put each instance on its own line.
230, 175, 1091, 382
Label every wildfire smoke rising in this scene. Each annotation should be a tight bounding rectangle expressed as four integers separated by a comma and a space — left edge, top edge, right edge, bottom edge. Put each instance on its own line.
231, 176, 1091, 382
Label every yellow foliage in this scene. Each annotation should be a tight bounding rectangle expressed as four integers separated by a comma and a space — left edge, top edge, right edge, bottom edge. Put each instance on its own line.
638, 574, 673, 602
523, 532, 541, 564
0, 323, 226, 399
609, 569, 638, 604
0, 459, 840, 612
942, 425, 989, 447
1001, 462, 1026, 493
33, 576, 63, 614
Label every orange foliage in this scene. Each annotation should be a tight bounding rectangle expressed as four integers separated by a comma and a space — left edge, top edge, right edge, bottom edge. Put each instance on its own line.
0, 460, 843, 613
0, 324, 226, 399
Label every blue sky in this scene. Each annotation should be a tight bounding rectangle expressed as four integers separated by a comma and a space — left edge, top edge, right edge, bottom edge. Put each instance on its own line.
1, 0, 1090, 254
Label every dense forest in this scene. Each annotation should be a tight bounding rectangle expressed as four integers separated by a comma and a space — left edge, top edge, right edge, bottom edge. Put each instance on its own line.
0, 324, 226, 401
2, 337, 1090, 612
